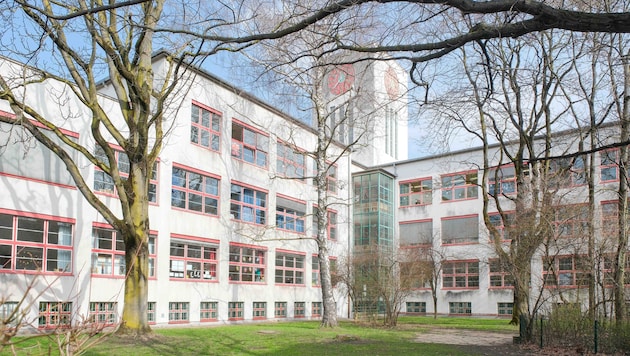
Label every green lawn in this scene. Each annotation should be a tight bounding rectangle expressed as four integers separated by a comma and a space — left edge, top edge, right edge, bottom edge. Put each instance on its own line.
3, 317, 518, 356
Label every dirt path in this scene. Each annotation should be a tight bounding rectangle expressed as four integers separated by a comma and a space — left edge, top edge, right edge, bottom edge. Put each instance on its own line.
415, 328, 538, 355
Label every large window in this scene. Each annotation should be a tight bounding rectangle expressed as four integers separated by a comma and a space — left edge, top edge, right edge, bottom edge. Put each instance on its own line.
489, 259, 513, 288
544, 255, 589, 288
442, 260, 479, 289
168, 302, 189, 323
253, 302, 267, 320
147, 302, 156, 324
275, 251, 305, 285
169, 237, 218, 281
200, 302, 218, 322
89, 302, 117, 326
312, 207, 337, 240
276, 142, 305, 180
38, 301, 72, 329
399, 219, 433, 246
231, 121, 268, 167
399, 178, 432, 206
406, 302, 426, 314
600, 149, 619, 182
314, 161, 338, 193
311, 255, 338, 287
441, 171, 478, 201
94, 146, 158, 203
0, 121, 77, 186
171, 165, 219, 215
488, 212, 515, 241
228, 302, 244, 320
554, 205, 589, 239
92, 227, 157, 278
230, 183, 267, 225
294, 302, 305, 318
488, 165, 517, 196
441, 215, 478, 244
229, 244, 266, 283
548, 156, 586, 188
449, 302, 472, 315
0, 211, 73, 273
0, 301, 18, 327
498, 302, 513, 316
274, 302, 287, 318
190, 102, 221, 151
312, 302, 322, 317
276, 196, 306, 233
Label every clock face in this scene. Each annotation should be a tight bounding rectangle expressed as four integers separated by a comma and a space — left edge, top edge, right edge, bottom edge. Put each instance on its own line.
327, 64, 355, 95
384, 67, 399, 99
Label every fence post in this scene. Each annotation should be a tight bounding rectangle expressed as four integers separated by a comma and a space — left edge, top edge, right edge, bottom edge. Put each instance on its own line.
594, 319, 598, 354
540, 316, 544, 349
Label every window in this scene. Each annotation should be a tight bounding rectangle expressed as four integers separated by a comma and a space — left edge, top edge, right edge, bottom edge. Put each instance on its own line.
229, 244, 266, 283
253, 302, 267, 320
488, 212, 515, 241
0, 121, 77, 186
488, 165, 518, 196
603, 255, 630, 286
190, 102, 221, 151
94, 146, 158, 203
544, 255, 589, 287
169, 237, 218, 281
147, 302, 156, 324
554, 205, 589, 239
0, 302, 18, 327
275, 251, 305, 285
400, 178, 432, 206
442, 260, 479, 289
449, 302, 472, 315
441, 171, 478, 201
498, 302, 513, 316
441, 215, 478, 244
489, 259, 513, 288
600, 149, 619, 182
274, 302, 287, 318
312, 255, 321, 287
0, 211, 73, 273
230, 183, 267, 225
168, 302, 189, 323
313, 161, 338, 193
294, 302, 305, 318
548, 156, 586, 188
312, 302, 322, 317
406, 302, 426, 314
200, 302, 218, 322
91, 227, 156, 278
399, 220, 433, 246
276, 142, 305, 180
276, 196, 306, 233
312, 207, 337, 240
228, 302, 244, 320
89, 302, 117, 326
231, 121, 268, 167
38, 301, 72, 328
171, 165, 219, 215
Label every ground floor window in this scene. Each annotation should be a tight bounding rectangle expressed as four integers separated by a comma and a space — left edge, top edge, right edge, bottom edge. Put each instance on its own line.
253, 302, 266, 320
229, 302, 244, 320
38, 301, 72, 328
168, 302, 189, 323
312, 302, 322, 318
498, 302, 513, 316
294, 302, 305, 318
0, 301, 18, 327
89, 302, 117, 326
274, 302, 287, 318
147, 302, 156, 324
406, 302, 426, 314
449, 302, 471, 315
200, 302, 218, 322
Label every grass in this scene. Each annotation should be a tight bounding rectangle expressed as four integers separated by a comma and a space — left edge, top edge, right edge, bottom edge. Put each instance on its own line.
3, 317, 518, 356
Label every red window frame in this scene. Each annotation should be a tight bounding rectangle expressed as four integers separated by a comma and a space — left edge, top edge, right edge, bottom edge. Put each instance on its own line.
553, 204, 589, 239
442, 260, 479, 289
190, 101, 221, 152
600, 149, 619, 182
228, 243, 266, 283
312, 206, 337, 240
231, 120, 269, 168
294, 302, 305, 318
543, 255, 589, 288
228, 301, 244, 320
200, 301, 218, 322
603, 254, 630, 286
312, 302, 322, 317
487, 165, 518, 196
276, 141, 306, 181
549, 156, 586, 188
252, 301, 267, 320
274, 249, 305, 285
38, 301, 72, 329
169, 234, 218, 282
441, 171, 478, 202
89, 302, 118, 326
449, 302, 472, 315
399, 219, 433, 247
91, 224, 157, 279
399, 177, 432, 206
147, 302, 156, 325
0, 209, 74, 274
311, 254, 321, 287
441, 215, 479, 245
487, 212, 515, 242
230, 181, 267, 225
274, 301, 287, 318
488, 258, 513, 288
276, 195, 306, 234
171, 163, 220, 216
168, 302, 189, 324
